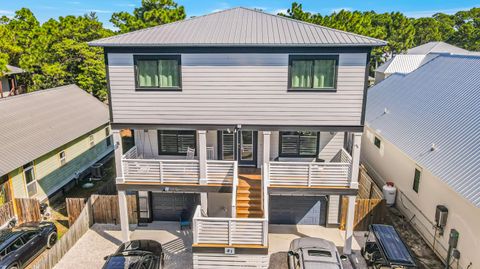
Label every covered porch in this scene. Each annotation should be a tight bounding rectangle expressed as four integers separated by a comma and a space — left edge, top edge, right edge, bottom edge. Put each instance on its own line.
112, 127, 362, 255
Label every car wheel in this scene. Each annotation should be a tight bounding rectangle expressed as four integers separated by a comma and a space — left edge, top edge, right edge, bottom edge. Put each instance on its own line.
8, 263, 19, 269
47, 232, 58, 249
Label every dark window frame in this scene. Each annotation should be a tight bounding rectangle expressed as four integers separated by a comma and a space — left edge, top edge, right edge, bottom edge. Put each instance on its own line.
279, 131, 320, 157
157, 130, 197, 156
134, 55, 182, 91
374, 136, 382, 148
413, 168, 421, 193
288, 55, 339, 92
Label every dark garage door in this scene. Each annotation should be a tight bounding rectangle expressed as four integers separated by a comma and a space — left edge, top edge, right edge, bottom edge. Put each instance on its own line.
151, 193, 199, 221
269, 196, 327, 225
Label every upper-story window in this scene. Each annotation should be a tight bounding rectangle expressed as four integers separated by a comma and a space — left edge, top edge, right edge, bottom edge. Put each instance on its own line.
279, 131, 319, 157
289, 55, 338, 91
158, 130, 196, 155
134, 55, 181, 91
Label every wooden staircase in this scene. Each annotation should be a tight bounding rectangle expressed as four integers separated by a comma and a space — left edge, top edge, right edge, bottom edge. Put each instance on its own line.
236, 173, 263, 218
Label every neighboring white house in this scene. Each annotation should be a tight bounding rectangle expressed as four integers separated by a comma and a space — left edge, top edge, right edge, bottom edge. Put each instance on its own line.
89, 7, 386, 268
362, 54, 480, 269
374, 41, 470, 84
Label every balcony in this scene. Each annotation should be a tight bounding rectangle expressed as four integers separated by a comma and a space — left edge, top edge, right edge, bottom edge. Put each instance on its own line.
120, 146, 236, 186
266, 149, 353, 188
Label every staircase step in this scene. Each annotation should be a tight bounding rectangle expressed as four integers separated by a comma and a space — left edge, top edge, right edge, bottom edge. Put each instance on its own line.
237, 193, 262, 200
237, 201, 260, 207
236, 208, 263, 214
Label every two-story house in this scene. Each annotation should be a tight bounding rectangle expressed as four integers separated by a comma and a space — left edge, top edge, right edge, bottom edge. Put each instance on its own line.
90, 7, 386, 267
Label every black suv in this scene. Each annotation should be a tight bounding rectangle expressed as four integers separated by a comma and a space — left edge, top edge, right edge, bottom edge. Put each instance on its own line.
0, 222, 57, 269
102, 240, 165, 269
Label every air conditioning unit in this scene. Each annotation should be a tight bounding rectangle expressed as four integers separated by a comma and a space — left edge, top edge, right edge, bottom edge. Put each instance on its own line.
91, 163, 104, 179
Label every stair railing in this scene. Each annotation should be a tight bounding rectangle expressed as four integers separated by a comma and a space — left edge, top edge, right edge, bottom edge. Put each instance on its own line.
231, 161, 238, 217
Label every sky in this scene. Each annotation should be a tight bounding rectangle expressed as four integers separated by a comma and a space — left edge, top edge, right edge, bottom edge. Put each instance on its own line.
0, 0, 479, 29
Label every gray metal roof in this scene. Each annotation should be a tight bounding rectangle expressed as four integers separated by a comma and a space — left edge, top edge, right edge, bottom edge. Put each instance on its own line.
0, 85, 109, 176
366, 54, 480, 207
4, 65, 25, 75
89, 7, 386, 47
375, 55, 431, 74
407, 42, 468, 55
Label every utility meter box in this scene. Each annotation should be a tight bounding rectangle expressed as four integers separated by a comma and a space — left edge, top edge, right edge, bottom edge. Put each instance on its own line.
435, 205, 448, 228
449, 229, 459, 248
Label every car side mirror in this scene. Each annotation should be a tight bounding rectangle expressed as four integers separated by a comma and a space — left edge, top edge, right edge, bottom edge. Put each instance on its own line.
287, 251, 299, 258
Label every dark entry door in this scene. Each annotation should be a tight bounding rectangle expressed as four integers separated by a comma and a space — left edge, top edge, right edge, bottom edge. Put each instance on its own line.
238, 130, 257, 166
219, 130, 257, 166
151, 193, 199, 221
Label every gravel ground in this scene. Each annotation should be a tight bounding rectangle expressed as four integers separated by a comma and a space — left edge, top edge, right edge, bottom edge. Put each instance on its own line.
386, 207, 444, 269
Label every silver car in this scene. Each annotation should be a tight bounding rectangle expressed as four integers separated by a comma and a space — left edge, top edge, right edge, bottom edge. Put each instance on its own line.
288, 237, 344, 269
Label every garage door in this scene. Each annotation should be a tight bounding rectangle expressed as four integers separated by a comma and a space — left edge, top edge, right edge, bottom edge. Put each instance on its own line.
269, 196, 327, 225
151, 193, 199, 221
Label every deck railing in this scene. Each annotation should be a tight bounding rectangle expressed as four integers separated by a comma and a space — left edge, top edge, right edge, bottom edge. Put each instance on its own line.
192, 205, 268, 246
206, 160, 236, 185
267, 149, 352, 187
121, 146, 235, 185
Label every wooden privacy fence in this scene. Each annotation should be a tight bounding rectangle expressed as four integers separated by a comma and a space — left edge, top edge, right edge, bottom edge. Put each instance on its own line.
15, 198, 42, 223
66, 198, 86, 226
31, 199, 93, 269
66, 195, 138, 225
340, 165, 386, 231
0, 198, 41, 227
91, 194, 137, 224
0, 201, 14, 226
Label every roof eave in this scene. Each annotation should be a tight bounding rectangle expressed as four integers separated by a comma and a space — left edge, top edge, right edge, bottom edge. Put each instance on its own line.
88, 42, 387, 48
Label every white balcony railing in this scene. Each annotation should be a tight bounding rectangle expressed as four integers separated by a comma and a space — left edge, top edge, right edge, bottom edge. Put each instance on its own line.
267, 149, 352, 187
192, 205, 268, 246
121, 146, 235, 185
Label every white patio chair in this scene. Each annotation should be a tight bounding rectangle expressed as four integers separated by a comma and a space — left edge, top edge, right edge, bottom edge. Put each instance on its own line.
186, 147, 195, 160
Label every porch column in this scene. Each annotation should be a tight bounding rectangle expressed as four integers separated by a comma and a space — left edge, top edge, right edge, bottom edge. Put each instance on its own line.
198, 130, 207, 184
349, 132, 362, 189
113, 129, 124, 183
118, 190, 130, 242
262, 131, 271, 164
343, 195, 356, 255
200, 193, 208, 215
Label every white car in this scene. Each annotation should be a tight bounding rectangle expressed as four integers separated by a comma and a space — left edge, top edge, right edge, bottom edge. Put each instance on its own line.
288, 237, 344, 269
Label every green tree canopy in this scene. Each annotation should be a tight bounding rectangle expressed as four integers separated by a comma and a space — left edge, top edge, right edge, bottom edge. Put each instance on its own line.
1, 10, 113, 99
111, 0, 186, 33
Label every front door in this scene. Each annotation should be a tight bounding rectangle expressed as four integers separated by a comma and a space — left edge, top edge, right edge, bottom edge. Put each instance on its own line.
219, 130, 257, 166
238, 130, 257, 166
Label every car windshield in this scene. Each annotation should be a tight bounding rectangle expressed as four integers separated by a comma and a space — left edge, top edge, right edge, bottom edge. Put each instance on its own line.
106, 255, 143, 269
308, 249, 332, 257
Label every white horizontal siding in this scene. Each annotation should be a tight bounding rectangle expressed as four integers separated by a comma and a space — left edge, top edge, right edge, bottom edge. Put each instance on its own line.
193, 253, 268, 269
108, 53, 367, 126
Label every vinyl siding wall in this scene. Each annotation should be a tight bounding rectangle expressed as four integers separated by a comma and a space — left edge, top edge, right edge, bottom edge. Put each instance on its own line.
6, 125, 113, 201
108, 53, 367, 126
361, 126, 480, 269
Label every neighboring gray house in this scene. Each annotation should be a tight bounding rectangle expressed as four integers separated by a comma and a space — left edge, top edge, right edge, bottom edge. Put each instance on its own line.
1, 65, 25, 98
362, 54, 480, 269
374, 42, 471, 83
90, 7, 386, 268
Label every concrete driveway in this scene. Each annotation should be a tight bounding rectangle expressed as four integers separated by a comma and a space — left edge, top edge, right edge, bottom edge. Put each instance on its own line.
267, 225, 366, 269
54, 222, 192, 269
55, 223, 366, 269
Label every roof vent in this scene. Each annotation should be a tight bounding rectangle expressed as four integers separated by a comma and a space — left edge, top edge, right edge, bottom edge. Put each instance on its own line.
383, 108, 389, 114
431, 143, 437, 151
